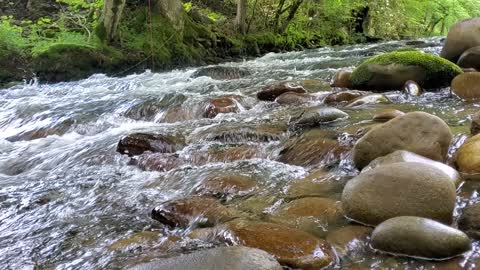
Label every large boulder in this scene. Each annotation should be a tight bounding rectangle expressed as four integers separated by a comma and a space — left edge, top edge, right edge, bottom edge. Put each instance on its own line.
362, 150, 461, 186
371, 216, 471, 260
451, 72, 480, 100
341, 162, 457, 226
455, 133, 480, 179
223, 220, 337, 269
457, 46, 480, 70
353, 112, 452, 169
458, 203, 480, 239
441, 18, 480, 63
349, 50, 462, 90
128, 246, 282, 270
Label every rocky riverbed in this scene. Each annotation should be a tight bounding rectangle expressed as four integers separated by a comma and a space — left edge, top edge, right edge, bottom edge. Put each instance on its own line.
2, 33, 480, 269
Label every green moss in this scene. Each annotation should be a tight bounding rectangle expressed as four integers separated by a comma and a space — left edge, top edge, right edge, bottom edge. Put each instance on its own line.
350, 50, 463, 89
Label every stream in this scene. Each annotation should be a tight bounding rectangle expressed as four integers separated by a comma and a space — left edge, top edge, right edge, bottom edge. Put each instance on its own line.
1, 37, 479, 269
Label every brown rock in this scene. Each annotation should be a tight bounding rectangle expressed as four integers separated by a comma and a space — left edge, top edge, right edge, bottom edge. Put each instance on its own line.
331, 70, 352, 88
372, 109, 405, 122
451, 72, 480, 100
132, 153, 183, 172
345, 94, 390, 108
192, 175, 257, 199
457, 46, 480, 70
151, 196, 240, 228
471, 112, 480, 135
458, 203, 480, 239
117, 133, 184, 156
323, 90, 368, 104
223, 220, 336, 269
257, 82, 306, 101
275, 92, 314, 105
455, 133, 480, 179
402, 80, 423, 96
277, 129, 350, 167
326, 225, 372, 257
204, 96, 240, 118
285, 170, 342, 199
269, 197, 344, 237
353, 112, 452, 169
441, 18, 480, 63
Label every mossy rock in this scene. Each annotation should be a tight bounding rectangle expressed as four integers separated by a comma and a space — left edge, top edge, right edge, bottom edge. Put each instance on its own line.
350, 50, 463, 91
32, 43, 122, 83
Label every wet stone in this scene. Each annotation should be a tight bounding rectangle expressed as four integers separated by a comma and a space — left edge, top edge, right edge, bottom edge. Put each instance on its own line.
151, 196, 240, 228
471, 112, 480, 135
275, 92, 315, 105
223, 219, 337, 269
131, 153, 183, 172
451, 72, 480, 100
457, 46, 480, 70
188, 123, 287, 143
117, 133, 184, 157
285, 170, 343, 199
257, 82, 306, 101
203, 96, 240, 118
458, 202, 480, 239
293, 106, 348, 127
127, 246, 283, 270
345, 94, 390, 108
371, 216, 471, 260
192, 175, 257, 199
455, 133, 480, 179
402, 80, 423, 96
192, 66, 252, 80
331, 70, 352, 88
323, 90, 368, 104
372, 109, 405, 122
326, 225, 372, 257
342, 162, 456, 226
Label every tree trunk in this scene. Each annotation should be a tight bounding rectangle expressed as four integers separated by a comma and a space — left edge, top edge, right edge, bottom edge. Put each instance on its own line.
273, 0, 286, 31
279, 0, 304, 33
102, 0, 126, 42
156, 0, 185, 36
235, 0, 247, 34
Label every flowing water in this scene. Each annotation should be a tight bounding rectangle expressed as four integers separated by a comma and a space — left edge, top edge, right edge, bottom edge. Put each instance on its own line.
1, 37, 480, 269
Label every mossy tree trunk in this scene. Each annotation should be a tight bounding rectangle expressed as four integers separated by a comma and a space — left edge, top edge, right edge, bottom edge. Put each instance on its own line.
155, 0, 185, 37
102, 0, 126, 42
235, 0, 247, 34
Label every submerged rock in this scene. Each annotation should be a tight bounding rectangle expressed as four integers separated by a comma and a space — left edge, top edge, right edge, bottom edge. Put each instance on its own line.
268, 197, 344, 237
342, 162, 456, 226
192, 175, 257, 199
353, 112, 452, 169
451, 72, 480, 100
326, 225, 372, 257
223, 220, 336, 269
371, 216, 471, 260
362, 150, 461, 186
345, 94, 390, 107
117, 133, 184, 156
128, 246, 282, 270
275, 92, 315, 105
349, 50, 463, 90
188, 123, 287, 143
458, 203, 480, 239
132, 153, 183, 172
323, 90, 368, 104
257, 82, 306, 101
192, 66, 251, 80
372, 109, 405, 122
294, 107, 348, 127
457, 46, 480, 70
277, 129, 349, 167
285, 170, 343, 199
204, 96, 240, 118
151, 196, 240, 228
441, 18, 480, 63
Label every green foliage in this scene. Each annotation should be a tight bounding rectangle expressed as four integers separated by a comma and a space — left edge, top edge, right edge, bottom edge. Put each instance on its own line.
0, 17, 27, 54
183, 2, 193, 13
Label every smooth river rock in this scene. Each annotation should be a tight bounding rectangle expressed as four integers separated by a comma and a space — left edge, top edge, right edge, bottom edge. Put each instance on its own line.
331, 70, 352, 88
192, 175, 257, 199
457, 46, 480, 70
223, 220, 336, 269
128, 246, 282, 270
372, 109, 405, 122
362, 150, 461, 186
117, 133, 184, 156
294, 107, 348, 127
371, 216, 471, 260
455, 133, 480, 179
458, 203, 480, 239
353, 111, 452, 169
342, 162, 456, 226
441, 17, 480, 63
257, 82, 306, 101
451, 72, 480, 100
203, 96, 240, 118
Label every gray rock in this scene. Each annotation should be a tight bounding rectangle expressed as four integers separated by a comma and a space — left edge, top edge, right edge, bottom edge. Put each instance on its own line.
192, 66, 251, 80
458, 203, 480, 239
128, 246, 282, 270
353, 111, 452, 169
342, 162, 456, 226
362, 150, 461, 186
295, 107, 348, 126
345, 94, 390, 108
371, 216, 471, 260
